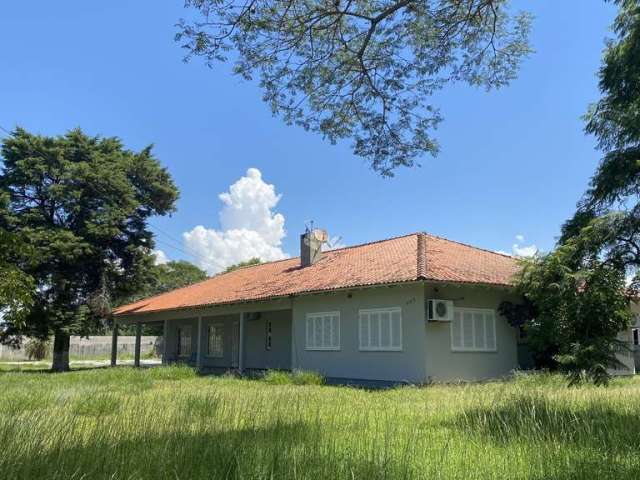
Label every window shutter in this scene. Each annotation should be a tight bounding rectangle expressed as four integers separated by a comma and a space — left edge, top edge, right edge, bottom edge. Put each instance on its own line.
391, 310, 401, 349
306, 313, 340, 350
462, 312, 474, 349
451, 309, 497, 352
359, 312, 369, 349
370, 312, 380, 347
380, 311, 391, 348
314, 318, 322, 348
359, 308, 402, 350
486, 312, 496, 350
322, 316, 331, 346
452, 311, 462, 349
306, 317, 313, 349
474, 312, 486, 350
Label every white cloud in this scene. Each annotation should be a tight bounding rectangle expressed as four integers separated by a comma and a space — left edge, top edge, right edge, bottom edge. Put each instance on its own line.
153, 249, 169, 265
510, 234, 538, 257
512, 243, 538, 257
183, 168, 288, 274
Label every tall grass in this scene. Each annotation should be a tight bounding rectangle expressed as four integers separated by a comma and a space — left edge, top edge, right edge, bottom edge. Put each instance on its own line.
0, 366, 639, 479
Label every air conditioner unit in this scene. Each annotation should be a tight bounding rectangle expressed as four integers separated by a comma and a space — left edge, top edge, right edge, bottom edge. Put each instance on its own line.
427, 299, 454, 322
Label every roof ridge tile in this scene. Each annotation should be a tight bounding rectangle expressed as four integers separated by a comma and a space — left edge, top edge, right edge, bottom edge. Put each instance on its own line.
416, 232, 427, 280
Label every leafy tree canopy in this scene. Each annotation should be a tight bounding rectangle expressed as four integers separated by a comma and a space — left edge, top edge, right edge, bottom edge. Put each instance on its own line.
502, 1, 640, 385
560, 0, 640, 278
117, 260, 208, 305
224, 257, 262, 273
0, 194, 34, 341
501, 239, 633, 386
177, 0, 532, 176
0, 128, 179, 371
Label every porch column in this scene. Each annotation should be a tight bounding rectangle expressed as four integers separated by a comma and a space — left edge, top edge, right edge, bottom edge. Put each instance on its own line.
238, 312, 245, 374
162, 319, 168, 364
110, 319, 118, 367
134, 322, 142, 367
196, 316, 203, 369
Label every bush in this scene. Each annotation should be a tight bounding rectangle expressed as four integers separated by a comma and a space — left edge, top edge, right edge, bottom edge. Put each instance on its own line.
263, 369, 325, 385
24, 338, 51, 361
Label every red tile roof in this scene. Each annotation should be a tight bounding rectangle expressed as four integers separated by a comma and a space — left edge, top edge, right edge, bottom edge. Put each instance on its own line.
114, 233, 519, 316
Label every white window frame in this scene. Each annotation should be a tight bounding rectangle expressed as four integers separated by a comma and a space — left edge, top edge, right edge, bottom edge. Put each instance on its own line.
305, 311, 341, 351
177, 325, 192, 358
207, 323, 224, 358
450, 307, 497, 353
358, 307, 403, 352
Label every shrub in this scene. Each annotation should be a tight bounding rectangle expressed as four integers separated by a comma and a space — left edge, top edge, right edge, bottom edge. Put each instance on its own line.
262, 370, 293, 385
24, 338, 51, 361
263, 369, 325, 385
291, 369, 325, 385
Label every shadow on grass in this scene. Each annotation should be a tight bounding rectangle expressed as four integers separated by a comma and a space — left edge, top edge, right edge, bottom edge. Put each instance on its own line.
452, 393, 640, 455
0, 421, 415, 480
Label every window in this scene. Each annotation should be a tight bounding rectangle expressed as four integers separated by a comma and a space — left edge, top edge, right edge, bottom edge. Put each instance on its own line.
633, 328, 639, 346
451, 308, 496, 352
305, 312, 340, 350
207, 324, 224, 358
177, 325, 192, 357
265, 320, 272, 351
359, 307, 402, 351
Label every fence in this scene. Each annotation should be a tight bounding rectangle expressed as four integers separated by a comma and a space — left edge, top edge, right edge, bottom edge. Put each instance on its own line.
0, 336, 161, 361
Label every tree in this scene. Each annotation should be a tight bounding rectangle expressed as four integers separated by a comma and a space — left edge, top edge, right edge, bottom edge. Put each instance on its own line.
0, 194, 34, 344
117, 260, 208, 305
176, 0, 532, 176
560, 0, 640, 277
500, 239, 633, 385
500, 1, 640, 384
224, 257, 262, 273
0, 128, 178, 371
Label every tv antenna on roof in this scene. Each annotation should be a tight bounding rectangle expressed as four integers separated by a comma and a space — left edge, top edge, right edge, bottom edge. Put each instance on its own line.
303, 221, 341, 249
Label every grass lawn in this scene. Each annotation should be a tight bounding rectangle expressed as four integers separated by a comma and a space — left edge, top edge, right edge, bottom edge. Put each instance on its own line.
1, 367, 639, 479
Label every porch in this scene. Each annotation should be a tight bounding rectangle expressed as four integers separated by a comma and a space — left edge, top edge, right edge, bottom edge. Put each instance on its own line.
111, 309, 293, 372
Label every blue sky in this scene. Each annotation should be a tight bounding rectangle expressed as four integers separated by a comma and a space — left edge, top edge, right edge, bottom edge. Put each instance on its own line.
0, 1, 618, 273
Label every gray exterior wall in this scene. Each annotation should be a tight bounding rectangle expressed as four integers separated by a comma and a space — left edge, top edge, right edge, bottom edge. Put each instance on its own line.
122, 282, 523, 382
164, 317, 199, 363
424, 284, 520, 381
245, 310, 292, 370
161, 310, 292, 370
200, 314, 237, 368
291, 284, 428, 383
610, 303, 639, 375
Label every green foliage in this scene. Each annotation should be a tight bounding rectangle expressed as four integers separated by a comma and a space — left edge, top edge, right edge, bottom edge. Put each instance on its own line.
2, 368, 640, 478
503, 1, 640, 386
0, 195, 34, 336
560, 0, 640, 277
262, 369, 325, 385
502, 240, 632, 385
117, 260, 208, 306
223, 257, 261, 273
24, 338, 51, 361
177, 0, 532, 176
0, 128, 179, 371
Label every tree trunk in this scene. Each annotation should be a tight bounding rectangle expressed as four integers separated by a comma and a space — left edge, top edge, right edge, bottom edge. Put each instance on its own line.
51, 331, 70, 372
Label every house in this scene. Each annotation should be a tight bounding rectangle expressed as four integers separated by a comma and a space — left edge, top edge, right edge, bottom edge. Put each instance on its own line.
114, 230, 531, 383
